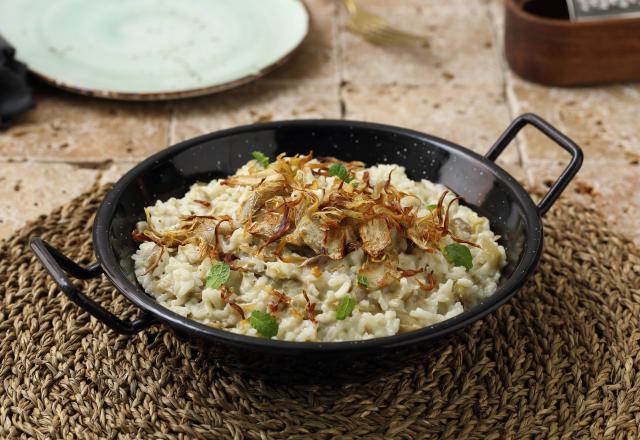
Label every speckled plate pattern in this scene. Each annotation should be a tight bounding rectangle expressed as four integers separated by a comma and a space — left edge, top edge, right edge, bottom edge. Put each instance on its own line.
0, 0, 309, 100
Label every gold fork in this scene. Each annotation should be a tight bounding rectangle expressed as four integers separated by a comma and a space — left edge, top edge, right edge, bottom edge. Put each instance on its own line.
342, 0, 429, 46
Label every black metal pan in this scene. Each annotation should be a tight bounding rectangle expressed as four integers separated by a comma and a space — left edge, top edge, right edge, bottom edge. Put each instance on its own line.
31, 113, 582, 383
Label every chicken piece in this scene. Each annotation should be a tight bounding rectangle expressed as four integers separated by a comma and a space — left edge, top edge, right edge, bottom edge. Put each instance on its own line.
286, 216, 345, 259
247, 211, 282, 238
357, 253, 400, 289
290, 191, 314, 226
359, 216, 391, 259
323, 227, 346, 260
299, 216, 326, 254
285, 215, 312, 247
284, 216, 317, 250
238, 174, 286, 223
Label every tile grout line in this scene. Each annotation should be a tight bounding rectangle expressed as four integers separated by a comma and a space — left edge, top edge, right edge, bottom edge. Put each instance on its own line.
485, 0, 533, 185
504, 75, 536, 186
335, 0, 346, 119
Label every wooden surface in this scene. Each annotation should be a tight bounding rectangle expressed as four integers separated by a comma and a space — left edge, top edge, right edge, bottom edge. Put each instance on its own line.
506, 0, 640, 86
0, 0, 638, 244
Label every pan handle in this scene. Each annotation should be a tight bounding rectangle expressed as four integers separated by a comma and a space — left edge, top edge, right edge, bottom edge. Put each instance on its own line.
30, 237, 155, 335
485, 113, 583, 217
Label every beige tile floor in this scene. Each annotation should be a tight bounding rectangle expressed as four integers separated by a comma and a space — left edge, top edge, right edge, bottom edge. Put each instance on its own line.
0, 0, 638, 244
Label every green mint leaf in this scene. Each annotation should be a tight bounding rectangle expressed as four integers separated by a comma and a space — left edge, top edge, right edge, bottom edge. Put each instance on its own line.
336, 295, 356, 320
206, 261, 231, 289
444, 243, 473, 271
251, 151, 270, 168
351, 181, 359, 188
250, 310, 279, 338
328, 163, 350, 182
357, 274, 368, 287
426, 204, 437, 211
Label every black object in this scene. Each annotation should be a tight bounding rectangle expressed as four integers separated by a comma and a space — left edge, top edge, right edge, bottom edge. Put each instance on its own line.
30, 114, 583, 383
522, 0, 570, 19
0, 34, 34, 128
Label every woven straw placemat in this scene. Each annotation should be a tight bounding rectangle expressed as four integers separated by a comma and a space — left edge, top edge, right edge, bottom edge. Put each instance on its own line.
1, 184, 639, 439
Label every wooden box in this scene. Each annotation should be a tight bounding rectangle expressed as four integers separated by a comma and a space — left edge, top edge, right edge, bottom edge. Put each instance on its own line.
505, 0, 640, 86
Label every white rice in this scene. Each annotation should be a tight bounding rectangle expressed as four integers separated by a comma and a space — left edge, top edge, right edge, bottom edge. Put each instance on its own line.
133, 162, 506, 342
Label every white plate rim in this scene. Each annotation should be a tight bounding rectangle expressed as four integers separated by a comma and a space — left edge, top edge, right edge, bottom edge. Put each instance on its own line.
20, 0, 310, 101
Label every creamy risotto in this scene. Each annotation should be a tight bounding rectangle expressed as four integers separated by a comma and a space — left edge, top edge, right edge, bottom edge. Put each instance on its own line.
132, 153, 506, 342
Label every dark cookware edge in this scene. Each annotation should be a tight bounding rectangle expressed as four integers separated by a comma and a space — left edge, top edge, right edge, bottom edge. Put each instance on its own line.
29, 115, 582, 356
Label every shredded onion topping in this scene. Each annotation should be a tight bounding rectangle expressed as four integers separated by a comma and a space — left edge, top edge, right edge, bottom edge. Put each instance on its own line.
133, 153, 481, 301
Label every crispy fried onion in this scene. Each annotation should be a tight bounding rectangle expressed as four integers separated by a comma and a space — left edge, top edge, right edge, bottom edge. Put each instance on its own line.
407, 190, 481, 252
220, 285, 245, 320
143, 245, 165, 276
417, 273, 437, 292
193, 199, 212, 208
132, 211, 236, 262
224, 155, 478, 266
219, 252, 250, 272
135, 153, 480, 294
397, 267, 424, 277
358, 256, 435, 292
268, 289, 291, 314
302, 290, 317, 323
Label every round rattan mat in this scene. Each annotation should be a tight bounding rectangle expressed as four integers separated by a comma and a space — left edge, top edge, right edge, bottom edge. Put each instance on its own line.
1, 184, 639, 439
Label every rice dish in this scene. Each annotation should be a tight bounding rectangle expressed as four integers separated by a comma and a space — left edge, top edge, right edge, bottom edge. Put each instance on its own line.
132, 153, 506, 342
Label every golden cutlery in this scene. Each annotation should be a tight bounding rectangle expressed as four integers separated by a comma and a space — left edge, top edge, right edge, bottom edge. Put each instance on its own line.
342, 0, 429, 46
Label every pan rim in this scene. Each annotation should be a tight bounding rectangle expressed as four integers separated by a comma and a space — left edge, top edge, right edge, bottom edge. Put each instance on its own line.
93, 119, 543, 353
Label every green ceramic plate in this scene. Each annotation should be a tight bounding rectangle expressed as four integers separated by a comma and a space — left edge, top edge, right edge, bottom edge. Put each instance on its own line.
0, 0, 309, 100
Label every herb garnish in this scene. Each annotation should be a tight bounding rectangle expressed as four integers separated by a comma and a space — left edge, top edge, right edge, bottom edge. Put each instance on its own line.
336, 296, 356, 320
357, 274, 369, 287
206, 261, 231, 289
252, 151, 270, 168
444, 243, 473, 270
426, 204, 437, 211
328, 163, 354, 183
250, 310, 279, 337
